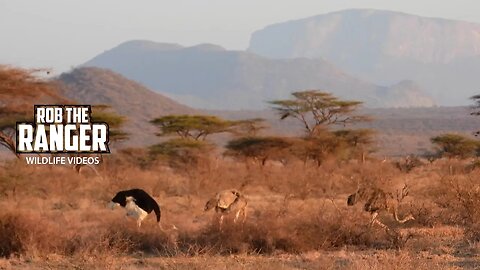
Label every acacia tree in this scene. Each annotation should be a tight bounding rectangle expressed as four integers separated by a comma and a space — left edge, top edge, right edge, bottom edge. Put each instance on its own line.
333, 129, 375, 163
231, 118, 267, 137
67, 105, 128, 175
225, 136, 293, 165
0, 66, 67, 157
269, 90, 371, 165
430, 133, 480, 159
150, 114, 234, 141
91, 105, 128, 142
150, 114, 236, 169
292, 131, 346, 166
150, 138, 213, 168
270, 90, 369, 136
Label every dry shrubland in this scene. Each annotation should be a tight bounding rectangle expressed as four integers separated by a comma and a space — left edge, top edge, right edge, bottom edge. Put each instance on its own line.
0, 151, 479, 269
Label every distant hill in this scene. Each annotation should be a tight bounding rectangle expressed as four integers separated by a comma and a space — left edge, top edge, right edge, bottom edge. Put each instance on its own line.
52, 67, 478, 156
248, 9, 480, 105
57, 67, 196, 146
83, 40, 434, 110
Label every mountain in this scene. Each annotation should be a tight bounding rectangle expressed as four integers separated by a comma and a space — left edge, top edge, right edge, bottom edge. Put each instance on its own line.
57, 67, 196, 146
248, 9, 480, 105
83, 40, 434, 110
52, 68, 477, 156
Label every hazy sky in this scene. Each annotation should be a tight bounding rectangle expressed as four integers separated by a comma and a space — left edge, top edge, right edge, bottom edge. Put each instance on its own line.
1, 0, 479, 73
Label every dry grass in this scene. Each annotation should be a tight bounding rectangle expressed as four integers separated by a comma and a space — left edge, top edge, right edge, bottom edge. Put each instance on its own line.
0, 154, 479, 269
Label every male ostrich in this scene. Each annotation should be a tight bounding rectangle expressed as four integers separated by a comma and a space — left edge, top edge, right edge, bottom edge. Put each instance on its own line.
108, 189, 161, 227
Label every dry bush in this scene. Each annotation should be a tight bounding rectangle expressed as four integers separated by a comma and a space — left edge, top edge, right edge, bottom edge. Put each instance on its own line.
433, 159, 473, 175
430, 173, 480, 243
0, 203, 405, 260
107, 145, 402, 200
181, 204, 406, 255
336, 160, 401, 192
289, 210, 383, 250
464, 223, 480, 243
114, 147, 153, 169
0, 210, 172, 259
394, 156, 425, 173
432, 175, 480, 225
408, 202, 438, 228
0, 148, 477, 264
0, 212, 59, 258
464, 159, 480, 172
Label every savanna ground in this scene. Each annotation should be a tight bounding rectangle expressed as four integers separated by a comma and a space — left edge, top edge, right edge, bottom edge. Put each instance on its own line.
0, 152, 479, 270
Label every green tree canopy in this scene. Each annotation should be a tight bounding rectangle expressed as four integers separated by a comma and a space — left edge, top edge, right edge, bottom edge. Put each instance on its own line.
269, 90, 369, 136
150, 138, 213, 168
431, 133, 480, 159
333, 129, 375, 148
91, 105, 128, 142
292, 131, 346, 166
225, 136, 293, 165
333, 129, 376, 162
151, 114, 235, 140
0, 66, 67, 156
230, 118, 267, 137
